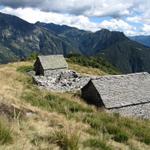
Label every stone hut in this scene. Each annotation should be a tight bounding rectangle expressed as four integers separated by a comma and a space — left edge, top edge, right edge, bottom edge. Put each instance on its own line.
81, 72, 150, 119
34, 55, 68, 76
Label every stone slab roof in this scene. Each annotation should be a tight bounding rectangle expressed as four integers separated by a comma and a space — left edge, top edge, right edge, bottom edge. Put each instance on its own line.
91, 72, 150, 109
109, 102, 150, 119
38, 55, 68, 70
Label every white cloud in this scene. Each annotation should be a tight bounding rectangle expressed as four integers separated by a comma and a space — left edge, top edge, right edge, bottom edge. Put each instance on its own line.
0, 0, 145, 18
0, 7, 99, 31
85, 1, 132, 17
127, 0, 150, 25
0, 0, 150, 35
99, 19, 134, 31
127, 14, 150, 25
142, 24, 150, 33
127, 16, 141, 23
98, 19, 137, 35
0, 6, 146, 36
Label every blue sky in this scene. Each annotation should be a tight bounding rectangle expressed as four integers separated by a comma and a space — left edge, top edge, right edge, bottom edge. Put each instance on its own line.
0, 0, 149, 36
90, 16, 112, 23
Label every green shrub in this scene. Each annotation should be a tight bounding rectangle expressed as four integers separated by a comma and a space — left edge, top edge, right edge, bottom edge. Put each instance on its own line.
27, 52, 38, 61
83, 138, 112, 150
0, 119, 12, 145
113, 132, 128, 143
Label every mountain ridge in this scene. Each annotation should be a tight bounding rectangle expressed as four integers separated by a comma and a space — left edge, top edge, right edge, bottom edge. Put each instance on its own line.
0, 12, 79, 63
37, 21, 150, 73
0, 12, 150, 73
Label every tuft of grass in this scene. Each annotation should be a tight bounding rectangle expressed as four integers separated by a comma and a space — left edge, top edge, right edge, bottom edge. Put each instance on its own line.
118, 118, 150, 145
112, 132, 128, 143
0, 118, 13, 145
83, 113, 115, 130
83, 113, 129, 143
105, 124, 129, 143
83, 138, 112, 150
48, 130, 80, 150
131, 125, 150, 145
17, 65, 33, 73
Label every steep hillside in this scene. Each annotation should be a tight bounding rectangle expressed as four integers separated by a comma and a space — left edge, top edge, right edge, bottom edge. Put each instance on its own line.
130, 35, 150, 47
0, 61, 150, 150
36, 22, 90, 54
101, 40, 150, 73
0, 12, 78, 63
37, 22, 127, 55
67, 54, 120, 75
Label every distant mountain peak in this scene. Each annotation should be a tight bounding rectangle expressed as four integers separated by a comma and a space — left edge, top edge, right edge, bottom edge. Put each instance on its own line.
130, 35, 150, 47
96, 28, 110, 33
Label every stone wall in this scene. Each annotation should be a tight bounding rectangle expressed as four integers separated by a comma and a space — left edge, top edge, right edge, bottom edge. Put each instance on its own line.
81, 81, 104, 107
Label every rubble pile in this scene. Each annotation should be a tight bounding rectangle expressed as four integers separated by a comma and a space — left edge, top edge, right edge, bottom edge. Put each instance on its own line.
33, 70, 90, 92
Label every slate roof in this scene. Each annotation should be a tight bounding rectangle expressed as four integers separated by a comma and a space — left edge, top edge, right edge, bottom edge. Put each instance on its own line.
91, 72, 150, 109
38, 55, 68, 70
110, 102, 150, 119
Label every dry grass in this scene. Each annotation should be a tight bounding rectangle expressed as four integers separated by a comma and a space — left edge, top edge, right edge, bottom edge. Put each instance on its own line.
0, 62, 90, 149
0, 61, 149, 150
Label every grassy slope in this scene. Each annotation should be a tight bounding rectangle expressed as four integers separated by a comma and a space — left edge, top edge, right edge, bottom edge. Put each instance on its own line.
0, 61, 150, 150
67, 55, 120, 75
68, 62, 107, 76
